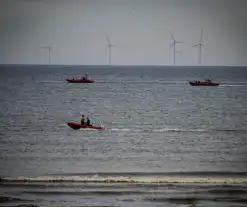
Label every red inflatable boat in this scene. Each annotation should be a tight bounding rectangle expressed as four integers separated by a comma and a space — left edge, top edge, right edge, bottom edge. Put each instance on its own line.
189, 79, 219, 86
67, 122, 104, 130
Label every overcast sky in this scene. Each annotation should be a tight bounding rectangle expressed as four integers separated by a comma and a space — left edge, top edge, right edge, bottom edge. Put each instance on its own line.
0, 0, 246, 66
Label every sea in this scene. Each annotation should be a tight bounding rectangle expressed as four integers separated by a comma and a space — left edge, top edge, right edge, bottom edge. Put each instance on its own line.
0, 65, 247, 207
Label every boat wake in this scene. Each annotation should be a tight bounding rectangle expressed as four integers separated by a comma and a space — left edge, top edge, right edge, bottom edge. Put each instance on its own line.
79, 128, 103, 131
37, 80, 64, 83
219, 84, 245, 87
110, 128, 140, 132
108, 127, 245, 133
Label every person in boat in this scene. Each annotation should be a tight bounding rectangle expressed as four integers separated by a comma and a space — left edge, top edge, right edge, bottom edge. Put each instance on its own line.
81, 73, 88, 80
81, 115, 86, 125
86, 116, 91, 126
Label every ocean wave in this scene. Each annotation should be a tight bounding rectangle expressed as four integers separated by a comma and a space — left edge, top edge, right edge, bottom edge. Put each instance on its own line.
21, 190, 147, 196
46, 171, 247, 177
19, 188, 247, 196
144, 196, 247, 204
207, 188, 247, 195
0, 196, 29, 203
1, 175, 247, 184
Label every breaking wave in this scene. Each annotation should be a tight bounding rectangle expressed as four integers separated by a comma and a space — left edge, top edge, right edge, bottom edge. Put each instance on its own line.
0, 196, 28, 202
1, 172, 247, 184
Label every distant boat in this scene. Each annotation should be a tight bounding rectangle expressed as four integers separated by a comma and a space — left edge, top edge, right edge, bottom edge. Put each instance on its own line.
66, 77, 94, 83
67, 122, 104, 130
189, 78, 219, 86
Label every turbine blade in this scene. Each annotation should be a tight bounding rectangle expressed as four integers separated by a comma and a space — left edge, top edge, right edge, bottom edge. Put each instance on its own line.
169, 42, 174, 48
200, 28, 204, 44
106, 36, 110, 45
169, 30, 175, 41
193, 44, 199, 47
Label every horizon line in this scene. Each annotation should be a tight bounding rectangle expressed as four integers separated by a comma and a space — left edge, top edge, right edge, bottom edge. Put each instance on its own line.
0, 64, 246, 67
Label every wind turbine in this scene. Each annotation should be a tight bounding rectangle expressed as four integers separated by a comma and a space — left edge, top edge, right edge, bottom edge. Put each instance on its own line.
193, 28, 206, 65
40, 45, 52, 65
106, 36, 116, 65
169, 31, 184, 65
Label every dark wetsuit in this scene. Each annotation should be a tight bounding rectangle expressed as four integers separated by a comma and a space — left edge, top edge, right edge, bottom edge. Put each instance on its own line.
86, 117, 91, 126
81, 118, 85, 125
81, 116, 86, 125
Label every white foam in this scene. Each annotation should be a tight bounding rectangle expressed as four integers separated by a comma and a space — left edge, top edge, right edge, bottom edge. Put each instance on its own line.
109, 128, 132, 132
79, 128, 100, 131
2, 175, 247, 184
109, 128, 206, 133
38, 81, 64, 83
153, 128, 192, 132
219, 84, 244, 87
104, 127, 241, 133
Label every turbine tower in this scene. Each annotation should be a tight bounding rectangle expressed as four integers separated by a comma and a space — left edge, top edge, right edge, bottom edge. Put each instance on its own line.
41, 45, 52, 65
106, 36, 116, 65
193, 28, 206, 65
169, 31, 184, 65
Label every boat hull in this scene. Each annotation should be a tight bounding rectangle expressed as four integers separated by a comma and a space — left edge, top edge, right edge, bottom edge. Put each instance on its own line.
189, 81, 219, 86
66, 79, 94, 83
67, 122, 104, 130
